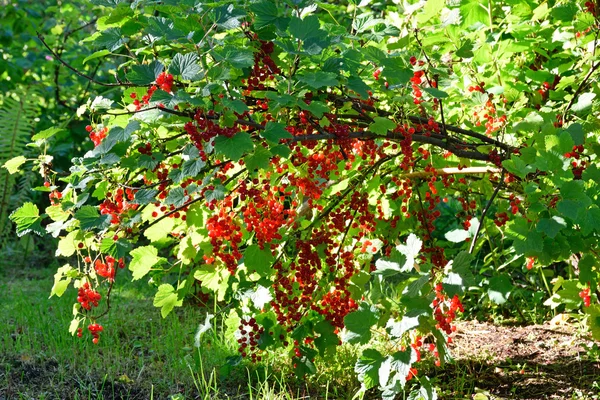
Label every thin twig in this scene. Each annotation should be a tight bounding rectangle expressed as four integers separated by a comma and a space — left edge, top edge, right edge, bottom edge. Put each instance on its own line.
563, 60, 600, 120
37, 32, 136, 88
469, 169, 505, 254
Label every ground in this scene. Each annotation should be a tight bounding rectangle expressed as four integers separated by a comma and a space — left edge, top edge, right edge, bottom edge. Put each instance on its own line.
438, 319, 600, 400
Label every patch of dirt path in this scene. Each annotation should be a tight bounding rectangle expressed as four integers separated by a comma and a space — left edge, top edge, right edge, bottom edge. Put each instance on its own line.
434, 319, 600, 400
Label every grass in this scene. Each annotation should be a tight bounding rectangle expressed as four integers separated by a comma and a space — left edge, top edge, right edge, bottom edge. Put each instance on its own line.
0, 264, 361, 399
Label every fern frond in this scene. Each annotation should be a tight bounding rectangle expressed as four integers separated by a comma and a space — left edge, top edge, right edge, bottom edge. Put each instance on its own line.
0, 86, 40, 240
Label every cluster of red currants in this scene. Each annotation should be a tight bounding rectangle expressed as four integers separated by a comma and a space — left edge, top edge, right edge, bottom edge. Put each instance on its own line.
99, 188, 138, 224
580, 287, 591, 307
86, 125, 108, 147
77, 282, 101, 310
432, 283, 464, 335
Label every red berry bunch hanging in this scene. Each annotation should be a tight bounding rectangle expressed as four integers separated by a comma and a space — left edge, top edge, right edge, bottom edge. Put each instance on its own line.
156, 71, 174, 92
579, 287, 591, 307
236, 318, 264, 362
242, 39, 280, 95
432, 283, 463, 335
88, 323, 103, 344
99, 188, 138, 224
88, 126, 108, 147
526, 256, 535, 270
564, 144, 586, 179
77, 282, 101, 310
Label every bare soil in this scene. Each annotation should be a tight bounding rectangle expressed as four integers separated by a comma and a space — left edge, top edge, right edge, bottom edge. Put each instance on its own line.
435, 319, 600, 400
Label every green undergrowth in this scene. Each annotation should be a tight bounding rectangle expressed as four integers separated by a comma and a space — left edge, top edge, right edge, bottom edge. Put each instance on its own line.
0, 265, 363, 399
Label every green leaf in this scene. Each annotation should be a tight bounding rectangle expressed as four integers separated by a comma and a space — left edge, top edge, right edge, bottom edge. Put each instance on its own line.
153, 283, 183, 318
586, 305, 600, 341
181, 158, 206, 178
572, 92, 596, 113
32, 127, 64, 141
289, 15, 321, 41
213, 46, 255, 69
250, 1, 284, 30
369, 117, 396, 136
344, 302, 379, 344
355, 348, 385, 389
487, 274, 513, 305
387, 310, 426, 338
244, 245, 274, 276
245, 146, 272, 174
347, 76, 371, 99
3, 156, 27, 174
132, 189, 158, 205
299, 101, 330, 118
144, 217, 175, 242
261, 122, 292, 143
418, 0, 444, 23
56, 231, 79, 257
9, 203, 45, 237
75, 205, 112, 231
169, 53, 202, 80
109, 120, 140, 142
95, 27, 127, 51
443, 251, 474, 296
298, 72, 339, 89
536, 216, 566, 239
129, 245, 163, 280
579, 255, 596, 286
165, 186, 188, 208
51, 264, 75, 297
127, 61, 164, 85
422, 87, 449, 99
100, 238, 131, 259
83, 49, 111, 64
213, 132, 254, 161
313, 320, 339, 357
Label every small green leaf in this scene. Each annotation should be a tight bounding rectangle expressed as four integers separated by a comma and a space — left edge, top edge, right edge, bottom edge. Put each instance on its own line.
32, 127, 64, 141
298, 72, 339, 89
95, 27, 127, 51
261, 122, 293, 143
153, 283, 183, 318
51, 264, 75, 297
213, 46, 255, 69
344, 302, 379, 344
289, 15, 321, 41
3, 156, 27, 174
572, 92, 596, 113
169, 53, 202, 80
83, 49, 111, 64
132, 189, 158, 205
536, 216, 566, 238
129, 245, 163, 280
422, 87, 449, 99
100, 238, 131, 259
9, 203, 45, 237
355, 348, 385, 389
165, 186, 188, 208
127, 61, 163, 85
244, 245, 274, 276
213, 132, 254, 161
488, 274, 513, 304
181, 158, 206, 178
369, 117, 396, 135
250, 1, 285, 29
75, 206, 112, 231
245, 146, 272, 173
586, 305, 600, 341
